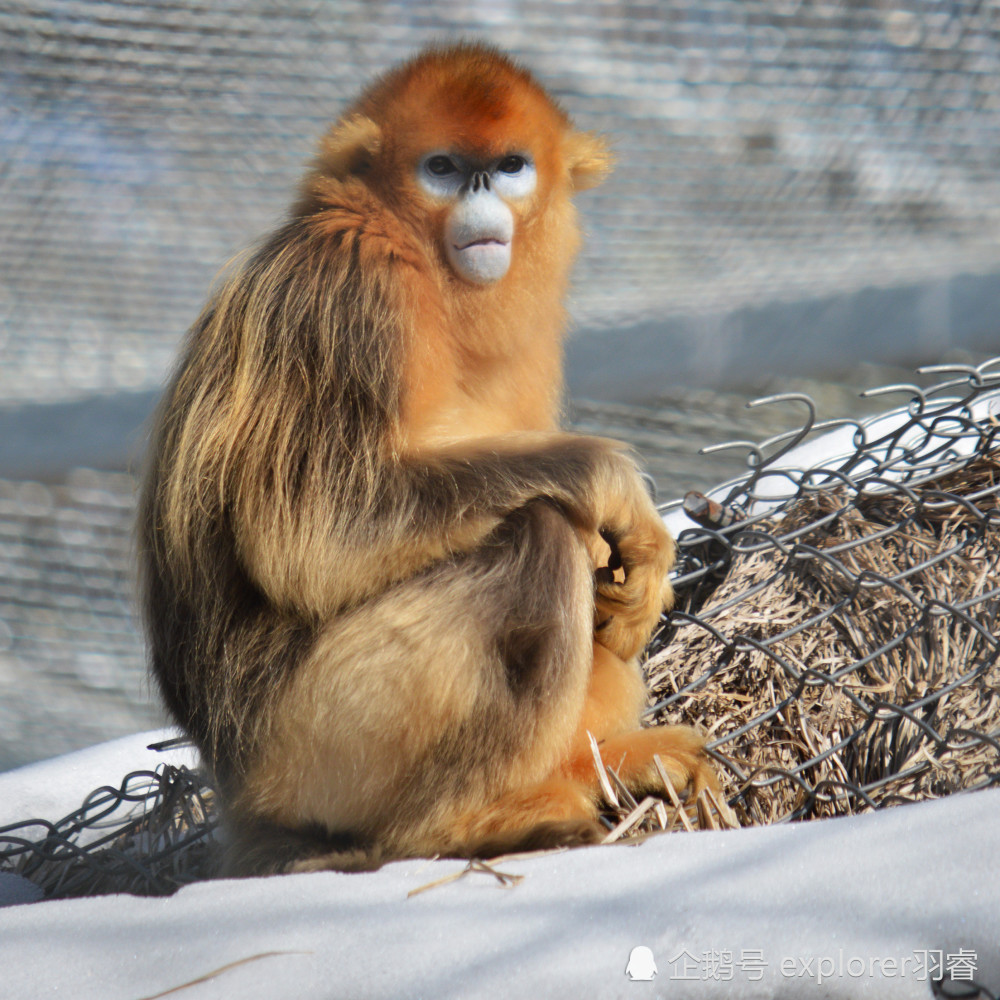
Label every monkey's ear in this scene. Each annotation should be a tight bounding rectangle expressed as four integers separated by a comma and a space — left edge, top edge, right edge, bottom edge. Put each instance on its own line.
565, 131, 613, 191
317, 114, 384, 178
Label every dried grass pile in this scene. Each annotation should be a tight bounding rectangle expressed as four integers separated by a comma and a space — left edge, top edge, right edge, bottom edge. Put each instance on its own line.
645, 450, 1000, 827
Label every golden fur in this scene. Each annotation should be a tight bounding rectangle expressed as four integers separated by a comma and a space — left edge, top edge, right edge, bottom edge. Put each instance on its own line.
138, 43, 717, 875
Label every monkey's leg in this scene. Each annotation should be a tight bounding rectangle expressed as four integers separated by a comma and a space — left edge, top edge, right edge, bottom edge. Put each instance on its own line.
450, 720, 720, 860
574, 639, 647, 744
234, 499, 599, 872
446, 642, 716, 857
446, 641, 640, 856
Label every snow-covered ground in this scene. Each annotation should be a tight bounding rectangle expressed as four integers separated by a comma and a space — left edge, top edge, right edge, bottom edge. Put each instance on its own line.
0, 730, 997, 999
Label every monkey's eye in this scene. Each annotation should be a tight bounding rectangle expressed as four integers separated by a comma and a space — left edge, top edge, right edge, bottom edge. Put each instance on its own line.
426, 155, 458, 177
497, 155, 527, 174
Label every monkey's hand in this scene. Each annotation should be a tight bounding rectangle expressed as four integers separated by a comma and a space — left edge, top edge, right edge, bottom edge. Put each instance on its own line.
588, 459, 674, 661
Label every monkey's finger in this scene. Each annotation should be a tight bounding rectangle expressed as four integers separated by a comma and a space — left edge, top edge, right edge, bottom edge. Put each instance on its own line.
599, 528, 623, 572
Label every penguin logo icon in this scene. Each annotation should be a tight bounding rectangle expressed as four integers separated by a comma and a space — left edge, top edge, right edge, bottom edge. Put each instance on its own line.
625, 945, 657, 981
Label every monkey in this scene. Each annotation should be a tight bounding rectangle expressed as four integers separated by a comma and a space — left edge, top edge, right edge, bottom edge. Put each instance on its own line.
138, 42, 718, 876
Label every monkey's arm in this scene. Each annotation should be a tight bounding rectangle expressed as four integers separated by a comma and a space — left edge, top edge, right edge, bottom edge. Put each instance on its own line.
153, 211, 670, 649
365, 436, 659, 599
232, 427, 667, 625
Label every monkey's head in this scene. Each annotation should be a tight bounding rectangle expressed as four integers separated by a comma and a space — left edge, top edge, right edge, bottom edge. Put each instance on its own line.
300, 43, 612, 286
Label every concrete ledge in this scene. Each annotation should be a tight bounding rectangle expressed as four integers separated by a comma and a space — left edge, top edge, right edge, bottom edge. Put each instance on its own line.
567, 270, 1000, 401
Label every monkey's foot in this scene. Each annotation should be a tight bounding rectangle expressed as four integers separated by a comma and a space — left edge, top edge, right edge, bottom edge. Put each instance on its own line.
460, 818, 605, 860
223, 815, 385, 876
287, 846, 385, 874
570, 724, 720, 803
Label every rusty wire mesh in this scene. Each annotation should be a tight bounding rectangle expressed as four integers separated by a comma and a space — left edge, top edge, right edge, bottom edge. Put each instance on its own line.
2, 358, 999, 898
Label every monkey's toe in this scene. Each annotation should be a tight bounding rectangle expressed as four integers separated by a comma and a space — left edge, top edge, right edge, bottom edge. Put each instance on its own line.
596, 725, 721, 803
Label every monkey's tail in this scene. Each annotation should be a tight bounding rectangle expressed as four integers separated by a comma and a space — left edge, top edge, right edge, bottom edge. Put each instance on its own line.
222, 817, 383, 876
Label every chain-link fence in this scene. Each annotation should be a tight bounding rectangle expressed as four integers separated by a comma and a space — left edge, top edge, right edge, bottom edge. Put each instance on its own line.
0, 758, 215, 899
649, 357, 1000, 825
3, 358, 997, 899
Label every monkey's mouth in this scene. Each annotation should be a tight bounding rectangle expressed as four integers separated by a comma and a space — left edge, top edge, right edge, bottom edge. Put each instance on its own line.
447, 235, 512, 284
454, 238, 509, 251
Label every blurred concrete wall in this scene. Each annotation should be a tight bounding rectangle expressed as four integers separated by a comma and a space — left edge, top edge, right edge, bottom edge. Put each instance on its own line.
3, 1, 1000, 411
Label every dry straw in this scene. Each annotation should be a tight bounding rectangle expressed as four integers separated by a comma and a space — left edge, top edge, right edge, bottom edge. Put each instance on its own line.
644, 447, 999, 830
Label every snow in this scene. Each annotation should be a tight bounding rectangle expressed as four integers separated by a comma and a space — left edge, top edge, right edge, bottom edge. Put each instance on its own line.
1, 730, 998, 999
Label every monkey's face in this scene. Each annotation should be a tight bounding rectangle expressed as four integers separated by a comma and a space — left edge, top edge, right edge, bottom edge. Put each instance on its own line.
307, 46, 613, 286
415, 150, 537, 285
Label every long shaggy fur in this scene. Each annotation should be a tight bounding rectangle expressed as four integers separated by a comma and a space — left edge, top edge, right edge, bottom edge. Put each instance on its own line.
139, 43, 716, 875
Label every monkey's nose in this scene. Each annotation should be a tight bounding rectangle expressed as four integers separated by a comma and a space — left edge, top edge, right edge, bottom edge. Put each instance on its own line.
469, 171, 491, 193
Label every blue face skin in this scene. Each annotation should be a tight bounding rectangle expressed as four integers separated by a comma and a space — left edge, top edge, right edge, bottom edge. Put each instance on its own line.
416, 152, 537, 285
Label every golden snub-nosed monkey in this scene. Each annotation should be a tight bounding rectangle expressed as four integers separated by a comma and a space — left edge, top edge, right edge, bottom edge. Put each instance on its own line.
138, 42, 718, 875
